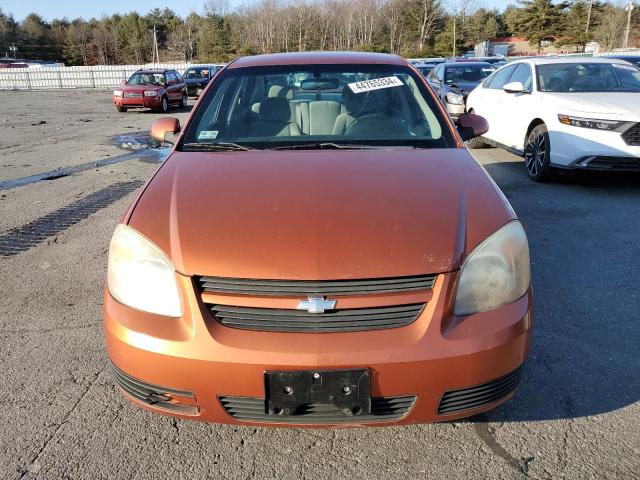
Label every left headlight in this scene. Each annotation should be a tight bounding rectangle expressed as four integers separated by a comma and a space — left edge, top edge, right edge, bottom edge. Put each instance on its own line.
113, 90, 123, 97
454, 221, 530, 316
144, 90, 159, 97
446, 91, 464, 105
558, 114, 622, 130
107, 224, 182, 317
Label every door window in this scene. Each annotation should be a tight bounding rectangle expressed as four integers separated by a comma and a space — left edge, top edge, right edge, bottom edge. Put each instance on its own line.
485, 65, 517, 89
509, 64, 533, 91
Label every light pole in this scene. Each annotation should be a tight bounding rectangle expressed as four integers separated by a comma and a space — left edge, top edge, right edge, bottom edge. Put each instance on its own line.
452, 16, 457, 57
150, 25, 160, 65
624, 1, 635, 49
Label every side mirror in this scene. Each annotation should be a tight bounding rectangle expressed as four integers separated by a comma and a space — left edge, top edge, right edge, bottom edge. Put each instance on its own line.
503, 81, 527, 94
151, 117, 181, 145
120, 79, 126, 86
457, 113, 489, 142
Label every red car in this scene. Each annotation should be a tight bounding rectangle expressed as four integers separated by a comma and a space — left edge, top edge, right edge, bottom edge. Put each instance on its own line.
112, 69, 188, 113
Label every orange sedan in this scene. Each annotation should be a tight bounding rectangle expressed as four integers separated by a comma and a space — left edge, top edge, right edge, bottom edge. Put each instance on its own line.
104, 52, 532, 427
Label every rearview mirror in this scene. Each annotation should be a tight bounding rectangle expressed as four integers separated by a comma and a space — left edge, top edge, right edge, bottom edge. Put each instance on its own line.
457, 113, 489, 142
300, 78, 339, 90
151, 117, 181, 145
503, 81, 527, 94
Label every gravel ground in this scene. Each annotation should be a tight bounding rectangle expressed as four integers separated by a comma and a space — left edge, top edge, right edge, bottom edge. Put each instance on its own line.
0, 90, 638, 480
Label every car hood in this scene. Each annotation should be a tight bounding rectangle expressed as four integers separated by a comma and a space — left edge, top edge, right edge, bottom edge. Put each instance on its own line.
128, 149, 514, 278
184, 78, 209, 85
543, 92, 640, 118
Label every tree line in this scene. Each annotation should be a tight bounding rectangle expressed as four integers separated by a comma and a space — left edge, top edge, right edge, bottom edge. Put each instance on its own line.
0, 0, 638, 66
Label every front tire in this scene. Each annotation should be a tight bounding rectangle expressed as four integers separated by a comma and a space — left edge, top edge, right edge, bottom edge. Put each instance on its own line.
181, 93, 188, 109
116, 106, 127, 113
159, 96, 168, 113
524, 124, 554, 182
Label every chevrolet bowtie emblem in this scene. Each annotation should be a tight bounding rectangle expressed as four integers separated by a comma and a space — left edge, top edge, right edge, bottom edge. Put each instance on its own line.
297, 297, 337, 314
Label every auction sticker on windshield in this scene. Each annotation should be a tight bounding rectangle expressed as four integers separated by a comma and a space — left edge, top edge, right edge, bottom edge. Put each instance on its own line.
348, 76, 403, 94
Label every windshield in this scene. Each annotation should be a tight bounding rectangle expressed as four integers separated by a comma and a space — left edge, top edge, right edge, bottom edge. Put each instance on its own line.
444, 64, 495, 84
185, 68, 212, 79
128, 72, 165, 86
416, 65, 436, 76
181, 64, 454, 150
537, 62, 640, 92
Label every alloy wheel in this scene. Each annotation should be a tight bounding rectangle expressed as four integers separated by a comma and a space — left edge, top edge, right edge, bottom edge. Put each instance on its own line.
524, 130, 545, 177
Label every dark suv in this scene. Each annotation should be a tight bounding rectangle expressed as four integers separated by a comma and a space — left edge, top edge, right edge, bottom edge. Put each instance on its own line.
183, 65, 218, 97
427, 62, 495, 121
113, 69, 188, 113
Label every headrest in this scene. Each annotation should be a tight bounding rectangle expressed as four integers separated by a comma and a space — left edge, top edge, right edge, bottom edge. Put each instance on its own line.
268, 85, 293, 99
259, 97, 291, 122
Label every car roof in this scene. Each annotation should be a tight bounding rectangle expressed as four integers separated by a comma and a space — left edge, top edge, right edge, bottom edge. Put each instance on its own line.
443, 61, 494, 67
510, 56, 630, 66
136, 69, 170, 73
230, 51, 407, 68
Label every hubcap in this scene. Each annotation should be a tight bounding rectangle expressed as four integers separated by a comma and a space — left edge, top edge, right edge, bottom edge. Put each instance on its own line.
525, 131, 546, 176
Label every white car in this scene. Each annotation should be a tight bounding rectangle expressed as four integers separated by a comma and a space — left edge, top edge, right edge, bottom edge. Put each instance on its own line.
466, 57, 640, 181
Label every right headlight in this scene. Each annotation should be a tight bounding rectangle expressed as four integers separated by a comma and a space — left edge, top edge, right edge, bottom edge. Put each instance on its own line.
454, 221, 530, 316
446, 91, 464, 105
107, 224, 182, 317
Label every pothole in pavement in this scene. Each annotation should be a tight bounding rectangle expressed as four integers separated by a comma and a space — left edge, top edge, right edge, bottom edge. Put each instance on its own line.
111, 132, 161, 151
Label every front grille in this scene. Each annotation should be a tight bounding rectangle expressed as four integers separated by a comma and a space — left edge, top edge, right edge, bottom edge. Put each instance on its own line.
219, 395, 416, 423
210, 303, 425, 332
198, 274, 437, 296
582, 156, 640, 171
110, 362, 199, 415
622, 123, 640, 146
437, 365, 523, 415
124, 92, 142, 98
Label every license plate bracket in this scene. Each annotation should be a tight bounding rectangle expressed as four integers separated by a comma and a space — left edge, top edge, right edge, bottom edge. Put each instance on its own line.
265, 369, 371, 417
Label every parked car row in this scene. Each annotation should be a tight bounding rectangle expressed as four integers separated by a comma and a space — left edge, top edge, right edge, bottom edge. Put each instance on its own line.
420, 56, 640, 181
112, 65, 218, 113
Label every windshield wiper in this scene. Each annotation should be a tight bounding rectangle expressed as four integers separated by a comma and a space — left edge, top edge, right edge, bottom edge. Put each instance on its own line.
182, 142, 256, 151
270, 142, 380, 150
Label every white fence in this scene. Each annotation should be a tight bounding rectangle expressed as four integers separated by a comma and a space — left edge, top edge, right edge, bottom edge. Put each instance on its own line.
0, 63, 225, 91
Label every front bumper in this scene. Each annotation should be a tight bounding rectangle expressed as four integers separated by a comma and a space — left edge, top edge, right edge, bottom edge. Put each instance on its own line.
446, 102, 465, 121
186, 84, 206, 96
549, 122, 640, 168
104, 272, 533, 427
113, 95, 163, 109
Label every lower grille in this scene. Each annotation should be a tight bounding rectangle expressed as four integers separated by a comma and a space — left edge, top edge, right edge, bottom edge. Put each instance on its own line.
621, 122, 640, 146
124, 92, 142, 98
110, 362, 199, 415
210, 303, 425, 332
579, 156, 640, 171
437, 365, 523, 415
219, 395, 416, 423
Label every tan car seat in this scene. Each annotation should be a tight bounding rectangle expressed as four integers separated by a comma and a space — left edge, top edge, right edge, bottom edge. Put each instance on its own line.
248, 97, 301, 137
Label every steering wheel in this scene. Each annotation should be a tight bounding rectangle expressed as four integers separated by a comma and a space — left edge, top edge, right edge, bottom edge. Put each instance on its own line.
345, 114, 408, 137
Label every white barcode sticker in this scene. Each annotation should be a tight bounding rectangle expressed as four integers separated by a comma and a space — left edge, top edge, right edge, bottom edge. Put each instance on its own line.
348, 76, 403, 94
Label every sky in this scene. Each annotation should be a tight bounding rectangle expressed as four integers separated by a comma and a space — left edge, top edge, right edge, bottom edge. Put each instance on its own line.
2, 0, 512, 21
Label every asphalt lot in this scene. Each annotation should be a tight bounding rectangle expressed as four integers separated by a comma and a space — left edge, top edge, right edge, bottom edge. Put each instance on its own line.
0, 90, 638, 480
